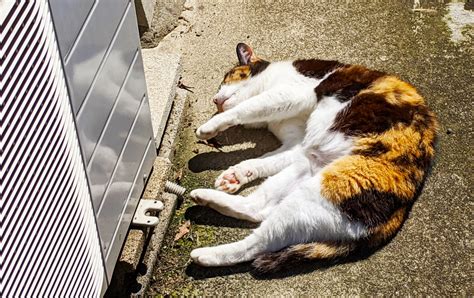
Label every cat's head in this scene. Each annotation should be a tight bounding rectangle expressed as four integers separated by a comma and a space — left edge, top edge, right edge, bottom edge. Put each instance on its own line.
213, 43, 270, 112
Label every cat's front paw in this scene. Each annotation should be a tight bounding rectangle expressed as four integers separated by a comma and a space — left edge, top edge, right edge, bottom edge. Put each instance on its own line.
215, 166, 255, 193
196, 124, 218, 140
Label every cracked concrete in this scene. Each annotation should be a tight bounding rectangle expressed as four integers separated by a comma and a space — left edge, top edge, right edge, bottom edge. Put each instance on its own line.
146, 0, 472, 296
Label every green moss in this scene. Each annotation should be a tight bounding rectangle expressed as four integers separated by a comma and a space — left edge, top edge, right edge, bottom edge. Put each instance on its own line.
170, 284, 202, 297
148, 114, 220, 296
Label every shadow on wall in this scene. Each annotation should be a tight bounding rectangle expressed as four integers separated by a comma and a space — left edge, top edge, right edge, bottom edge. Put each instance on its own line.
104, 260, 143, 297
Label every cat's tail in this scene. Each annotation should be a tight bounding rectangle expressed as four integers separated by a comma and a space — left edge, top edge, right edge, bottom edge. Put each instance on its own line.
252, 241, 357, 274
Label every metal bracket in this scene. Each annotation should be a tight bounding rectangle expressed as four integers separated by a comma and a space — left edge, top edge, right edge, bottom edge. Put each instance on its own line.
132, 199, 164, 227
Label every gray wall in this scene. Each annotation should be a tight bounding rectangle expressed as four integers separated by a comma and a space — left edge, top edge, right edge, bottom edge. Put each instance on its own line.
49, 0, 156, 281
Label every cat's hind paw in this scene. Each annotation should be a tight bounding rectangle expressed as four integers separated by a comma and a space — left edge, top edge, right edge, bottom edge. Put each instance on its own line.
215, 167, 254, 193
190, 189, 212, 206
190, 247, 220, 266
191, 247, 240, 267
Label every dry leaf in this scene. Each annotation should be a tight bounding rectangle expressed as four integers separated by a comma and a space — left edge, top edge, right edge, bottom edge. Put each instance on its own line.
174, 168, 183, 182
177, 78, 194, 93
174, 220, 191, 241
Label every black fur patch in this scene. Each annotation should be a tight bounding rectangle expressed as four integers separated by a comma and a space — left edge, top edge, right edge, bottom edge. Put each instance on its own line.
252, 249, 305, 274
354, 141, 390, 157
315, 66, 386, 102
412, 104, 437, 132
392, 147, 430, 171
331, 93, 414, 136
293, 59, 344, 79
339, 190, 403, 228
392, 146, 433, 190
250, 60, 270, 76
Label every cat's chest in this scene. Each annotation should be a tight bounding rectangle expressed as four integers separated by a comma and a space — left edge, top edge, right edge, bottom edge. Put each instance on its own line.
267, 112, 310, 142
307, 96, 347, 135
302, 96, 354, 163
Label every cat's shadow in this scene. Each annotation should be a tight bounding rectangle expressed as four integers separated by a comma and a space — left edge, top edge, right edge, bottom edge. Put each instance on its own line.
185, 202, 418, 280
184, 205, 258, 229
188, 126, 280, 173
185, 249, 379, 280
184, 205, 383, 280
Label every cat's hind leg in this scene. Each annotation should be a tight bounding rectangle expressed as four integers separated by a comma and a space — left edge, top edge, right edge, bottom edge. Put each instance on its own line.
191, 175, 366, 267
190, 189, 261, 222
215, 146, 299, 193
193, 155, 311, 222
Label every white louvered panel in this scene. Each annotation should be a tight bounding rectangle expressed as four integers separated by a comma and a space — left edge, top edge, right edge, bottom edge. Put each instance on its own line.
1, 1, 105, 296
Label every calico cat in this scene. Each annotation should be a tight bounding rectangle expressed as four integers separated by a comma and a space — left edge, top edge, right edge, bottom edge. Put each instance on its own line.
189, 43, 437, 273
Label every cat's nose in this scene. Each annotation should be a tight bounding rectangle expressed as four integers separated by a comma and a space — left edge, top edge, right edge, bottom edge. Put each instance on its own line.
213, 97, 227, 113
213, 96, 228, 106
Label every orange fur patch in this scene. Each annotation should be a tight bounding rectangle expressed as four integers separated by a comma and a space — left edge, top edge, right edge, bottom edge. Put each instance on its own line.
292, 242, 354, 259
362, 76, 424, 106
223, 65, 251, 84
322, 73, 437, 206
321, 155, 418, 203
368, 207, 407, 246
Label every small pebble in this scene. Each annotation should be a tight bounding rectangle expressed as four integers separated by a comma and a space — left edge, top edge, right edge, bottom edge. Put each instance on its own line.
446, 128, 453, 135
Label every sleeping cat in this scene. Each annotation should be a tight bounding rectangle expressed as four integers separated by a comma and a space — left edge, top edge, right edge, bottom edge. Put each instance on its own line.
189, 43, 437, 273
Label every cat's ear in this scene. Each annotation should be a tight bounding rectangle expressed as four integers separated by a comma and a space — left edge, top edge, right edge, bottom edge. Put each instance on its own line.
236, 43, 257, 65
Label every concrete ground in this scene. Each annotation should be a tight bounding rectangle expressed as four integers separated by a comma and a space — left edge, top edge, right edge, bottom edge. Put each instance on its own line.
139, 0, 185, 48
148, 0, 472, 296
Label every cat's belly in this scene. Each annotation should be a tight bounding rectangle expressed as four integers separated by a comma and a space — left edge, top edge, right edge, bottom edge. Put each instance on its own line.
268, 116, 307, 144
